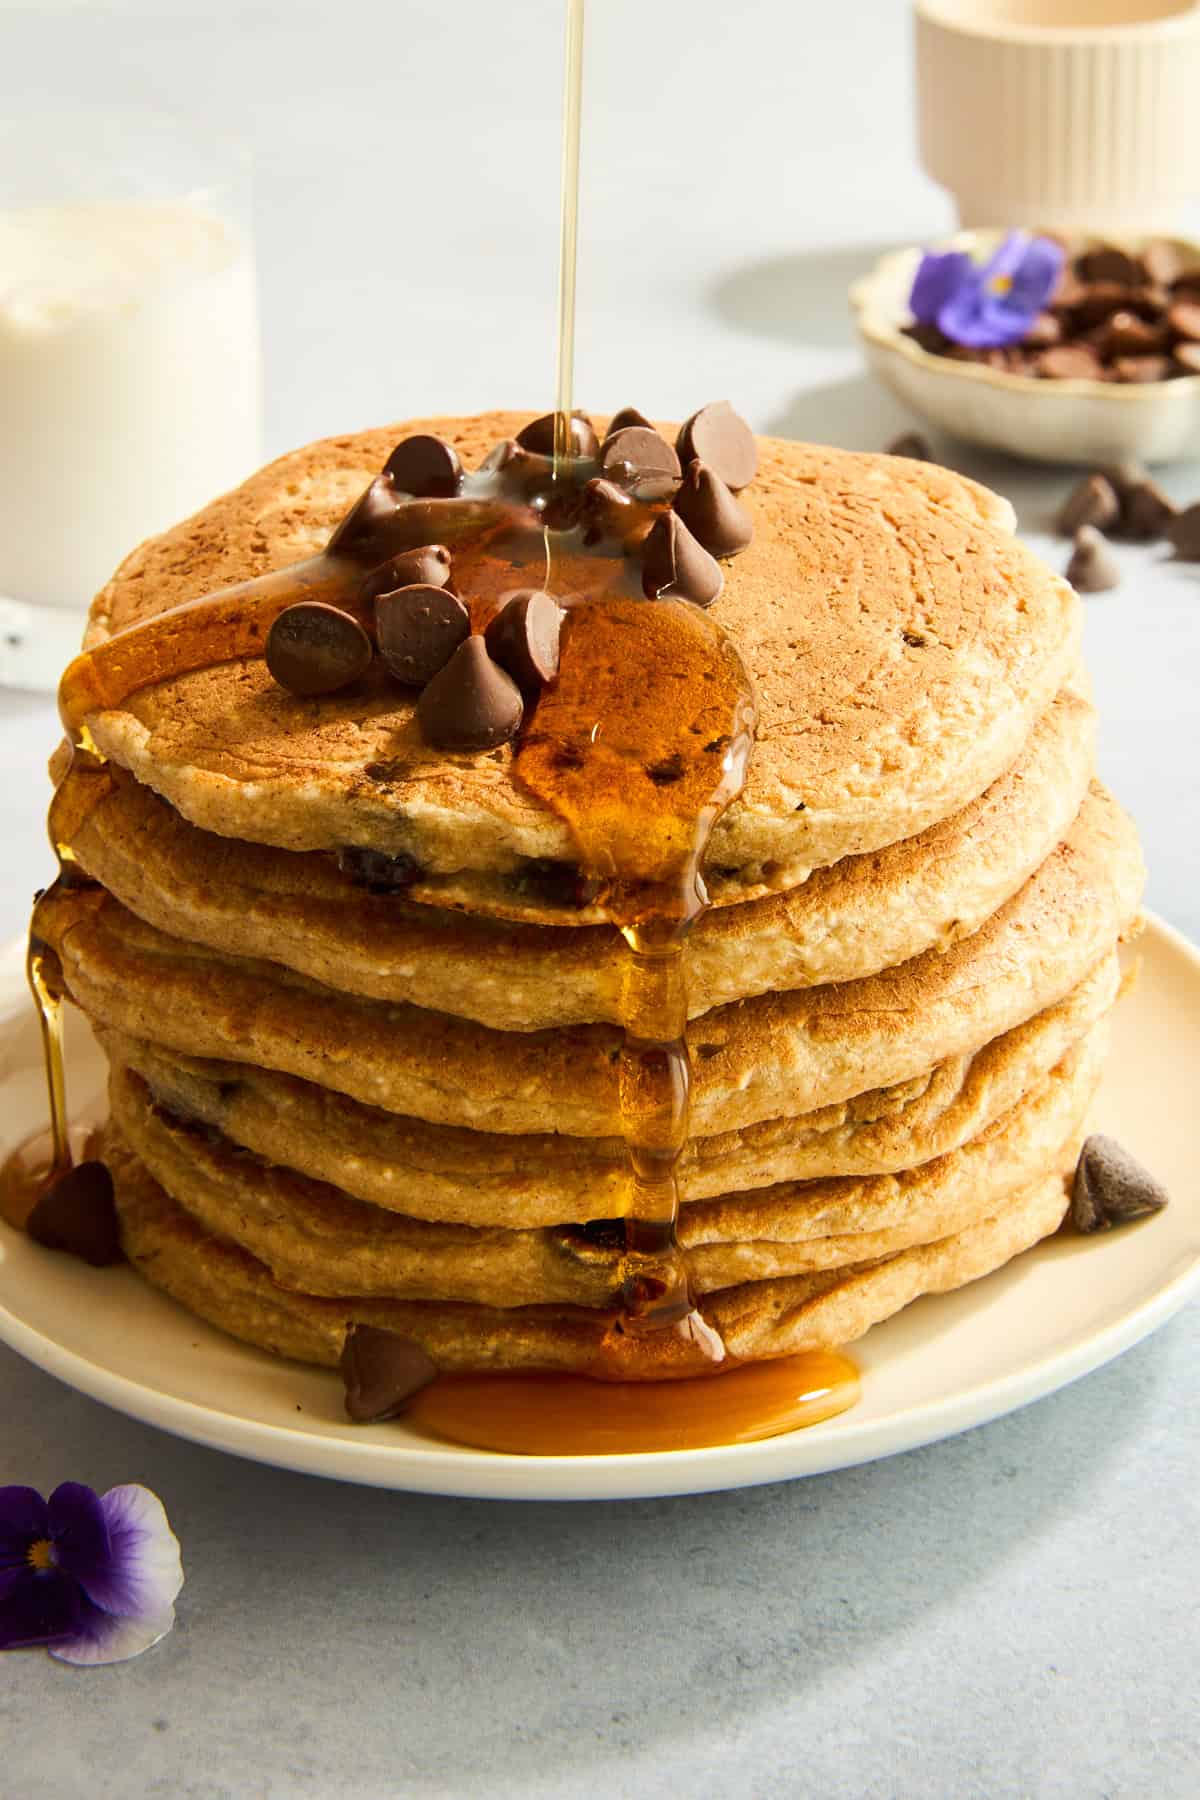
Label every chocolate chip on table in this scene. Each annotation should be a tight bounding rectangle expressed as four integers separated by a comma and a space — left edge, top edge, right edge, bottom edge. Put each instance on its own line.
1116, 477, 1176, 542
675, 401, 759, 491
341, 1325, 437, 1422
335, 846, 421, 894
27, 1161, 120, 1267
672, 461, 754, 556
1071, 1134, 1169, 1234
1166, 502, 1200, 559
416, 634, 524, 750
1056, 473, 1119, 537
375, 584, 470, 686
885, 431, 935, 461
1036, 344, 1106, 380
484, 590, 563, 698
516, 411, 600, 459
603, 406, 654, 439
640, 511, 724, 607
599, 427, 682, 500
265, 603, 374, 697
361, 544, 454, 600
1066, 525, 1120, 594
383, 434, 463, 499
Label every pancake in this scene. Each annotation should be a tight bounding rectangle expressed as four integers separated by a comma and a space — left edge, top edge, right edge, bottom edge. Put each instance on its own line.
107, 1022, 1102, 1306
40, 783, 1143, 1139
98, 954, 1122, 1225
64, 683, 1095, 1029
107, 1135, 1074, 1377
80, 415, 1081, 901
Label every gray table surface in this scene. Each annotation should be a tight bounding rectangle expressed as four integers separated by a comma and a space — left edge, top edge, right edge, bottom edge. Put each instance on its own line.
2, 4, 1199, 1796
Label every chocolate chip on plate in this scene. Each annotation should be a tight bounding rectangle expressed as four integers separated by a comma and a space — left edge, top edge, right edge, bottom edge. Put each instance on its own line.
885, 431, 935, 461
1142, 239, 1183, 287
672, 461, 753, 556
1167, 298, 1200, 342
1076, 246, 1148, 287
341, 1325, 437, 1422
361, 544, 454, 600
375, 584, 470, 686
1174, 342, 1200, 374
604, 406, 654, 439
1113, 354, 1174, 384
383, 434, 463, 499
484, 590, 563, 698
416, 635, 524, 750
640, 511, 724, 608
1023, 311, 1062, 349
675, 401, 758, 491
27, 1161, 120, 1267
516, 411, 600, 459
1065, 525, 1120, 594
266, 603, 374, 697
600, 426, 682, 499
1096, 310, 1168, 356
1036, 344, 1106, 380
1166, 502, 1200, 559
1071, 1134, 1169, 1234
1056, 473, 1119, 537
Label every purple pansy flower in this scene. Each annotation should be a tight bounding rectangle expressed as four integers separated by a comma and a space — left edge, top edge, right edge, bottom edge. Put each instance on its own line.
0, 1482, 183, 1666
910, 233, 1065, 349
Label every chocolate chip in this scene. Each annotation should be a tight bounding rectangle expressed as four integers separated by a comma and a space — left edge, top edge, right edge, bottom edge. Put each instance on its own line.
1023, 311, 1062, 348
1143, 240, 1183, 288
1167, 298, 1200, 342
483, 590, 563, 697
672, 461, 753, 556
1073, 282, 1152, 328
600, 427, 682, 500
265, 603, 373, 697
1097, 310, 1168, 356
1071, 1134, 1169, 1234
515, 411, 599, 459
1113, 354, 1173, 384
1036, 344, 1105, 380
335, 846, 421, 893
513, 857, 596, 910
604, 406, 654, 439
676, 401, 758, 491
383, 435, 463, 499
1077, 246, 1148, 287
375, 584, 470, 686
326, 473, 404, 560
577, 476, 644, 548
1056, 473, 1120, 536
1066, 525, 1120, 594
416, 635, 523, 750
1115, 478, 1176, 542
1174, 343, 1200, 374
361, 544, 453, 600
640, 512, 724, 608
341, 1324, 437, 1422
885, 431, 935, 461
27, 1161, 120, 1267
1166, 502, 1200, 559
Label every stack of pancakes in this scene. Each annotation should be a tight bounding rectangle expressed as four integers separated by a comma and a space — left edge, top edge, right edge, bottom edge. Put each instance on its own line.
38, 413, 1144, 1380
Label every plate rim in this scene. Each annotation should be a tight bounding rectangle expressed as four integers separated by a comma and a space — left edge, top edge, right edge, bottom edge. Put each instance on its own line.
2, 911, 1198, 1503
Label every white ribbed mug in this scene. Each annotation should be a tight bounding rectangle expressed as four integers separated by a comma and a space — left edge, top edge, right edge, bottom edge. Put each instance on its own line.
915, 1, 1200, 233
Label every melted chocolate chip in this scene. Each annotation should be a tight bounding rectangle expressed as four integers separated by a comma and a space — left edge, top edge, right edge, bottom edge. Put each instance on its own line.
1056, 473, 1120, 537
383, 435, 463, 499
516, 411, 599, 459
676, 401, 758, 491
1066, 525, 1120, 594
361, 544, 453, 600
326, 473, 403, 560
376, 584, 470, 686
577, 476, 643, 548
604, 406, 654, 439
341, 1324, 437, 1422
513, 857, 596, 910
672, 461, 754, 556
416, 635, 523, 750
484, 590, 563, 697
600, 427, 681, 500
640, 512, 724, 608
27, 1161, 120, 1267
336, 846, 421, 893
265, 603, 373, 697
1071, 1134, 1169, 1234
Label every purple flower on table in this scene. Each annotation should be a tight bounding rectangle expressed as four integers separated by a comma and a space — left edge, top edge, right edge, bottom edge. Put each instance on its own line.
0, 1482, 182, 1666
909, 233, 1065, 349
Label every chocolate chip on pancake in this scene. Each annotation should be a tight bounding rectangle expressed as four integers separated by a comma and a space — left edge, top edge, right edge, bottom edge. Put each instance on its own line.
376, 584, 471, 686
516, 411, 599, 458
383, 434, 463, 498
577, 476, 644, 548
341, 1324, 437, 1421
1071, 1134, 1169, 1233
640, 511, 724, 607
265, 603, 374, 697
1056, 473, 1119, 537
672, 461, 754, 556
416, 635, 524, 750
600, 426, 682, 499
676, 401, 758, 491
484, 590, 563, 697
1065, 526, 1120, 594
27, 1161, 121, 1267
335, 846, 421, 893
603, 406, 654, 439
325, 473, 404, 559
361, 544, 453, 599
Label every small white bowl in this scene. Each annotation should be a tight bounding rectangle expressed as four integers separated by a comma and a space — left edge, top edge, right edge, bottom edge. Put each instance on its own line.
850, 230, 1200, 466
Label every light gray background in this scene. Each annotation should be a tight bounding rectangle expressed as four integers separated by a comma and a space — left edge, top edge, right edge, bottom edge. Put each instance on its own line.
1, 3, 1198, 1796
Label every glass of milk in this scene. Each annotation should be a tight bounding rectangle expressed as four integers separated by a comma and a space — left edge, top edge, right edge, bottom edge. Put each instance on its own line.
0, 109, 263, 690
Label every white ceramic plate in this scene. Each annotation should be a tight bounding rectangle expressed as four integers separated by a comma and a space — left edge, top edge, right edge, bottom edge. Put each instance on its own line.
1, 921, 1198, 1502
